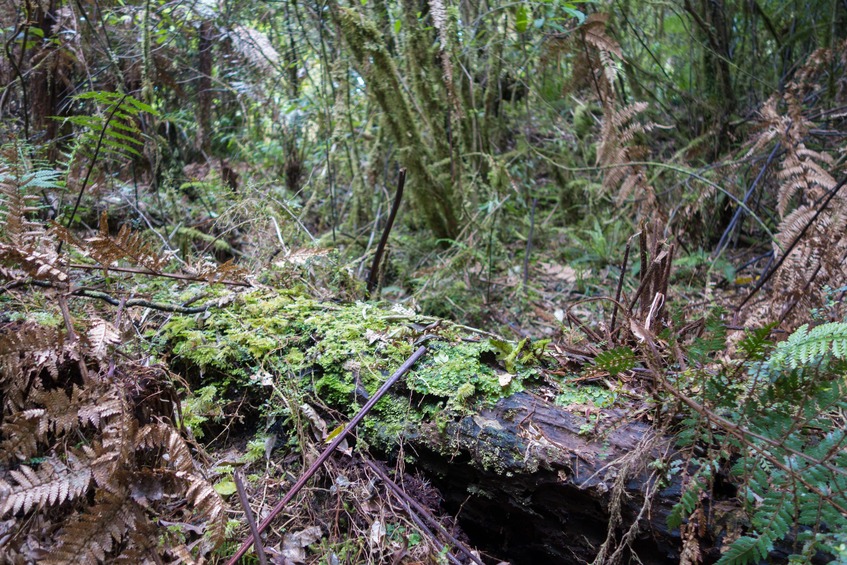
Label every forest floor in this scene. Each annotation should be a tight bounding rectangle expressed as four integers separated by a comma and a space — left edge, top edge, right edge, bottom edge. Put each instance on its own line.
3, 156, 846, 565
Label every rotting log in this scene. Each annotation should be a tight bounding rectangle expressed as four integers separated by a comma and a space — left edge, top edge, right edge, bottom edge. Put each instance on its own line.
398, 391, 684, 564
395, 390, 823, 565
157, 291, 812, 565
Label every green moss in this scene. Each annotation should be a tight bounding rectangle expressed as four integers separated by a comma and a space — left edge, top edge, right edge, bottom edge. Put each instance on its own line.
407, 340, 527, 407
554, 384, 620, 409
161, 287, 541, 455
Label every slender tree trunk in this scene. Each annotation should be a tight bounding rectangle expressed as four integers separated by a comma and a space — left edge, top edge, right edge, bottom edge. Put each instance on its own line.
196, 20, 214, 155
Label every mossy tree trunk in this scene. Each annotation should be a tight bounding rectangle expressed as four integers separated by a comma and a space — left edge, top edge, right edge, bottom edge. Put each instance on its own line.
334, 5, 461, 241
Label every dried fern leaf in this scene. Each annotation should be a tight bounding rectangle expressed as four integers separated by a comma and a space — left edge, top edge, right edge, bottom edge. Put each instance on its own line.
176, 470, 227, 547
86, 318, 121, 360
0, 166, 57, 246
0, 323, 65, 382
0, 411, 44, 463
136, 423, 195, 473
0, 243, 68, 282
41, 489, 137, 565
84, 211, 169, 273
192, 258, 249, 283
0, 454, 92, 516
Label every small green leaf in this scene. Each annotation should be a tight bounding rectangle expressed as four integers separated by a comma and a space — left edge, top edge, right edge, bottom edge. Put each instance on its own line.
515, 4, 530, 33
394, 19, 402, 33
562, 6, 586, 23
214, 480, 237, 496
594, 346, 637, 376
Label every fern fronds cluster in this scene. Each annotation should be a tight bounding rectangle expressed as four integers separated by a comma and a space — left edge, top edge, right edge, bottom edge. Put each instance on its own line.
1, 151, 233, 563
572, 14, 659, 216
60, 91, 154, 165
742, 42, 847, 327
0, 321, 227, 563
669, 321, 847, 565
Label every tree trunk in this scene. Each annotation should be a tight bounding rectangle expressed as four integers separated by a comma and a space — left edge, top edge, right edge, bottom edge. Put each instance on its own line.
195, 20, 214, 155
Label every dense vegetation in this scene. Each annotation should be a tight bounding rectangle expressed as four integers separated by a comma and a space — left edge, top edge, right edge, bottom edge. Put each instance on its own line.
1, 0, 846, 563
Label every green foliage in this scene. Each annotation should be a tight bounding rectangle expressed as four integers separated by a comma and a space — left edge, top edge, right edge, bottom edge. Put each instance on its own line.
671, 321, 847, 564
765, 322, 847, 370
181, 385, 223, 439
60, 91, 156, 162
667, 464, 712, 529
686, 307, 727, 365
163, 287, 538, 453
554, 384, 618, 409
594, 346, 636, 376
409, 339, 529, 406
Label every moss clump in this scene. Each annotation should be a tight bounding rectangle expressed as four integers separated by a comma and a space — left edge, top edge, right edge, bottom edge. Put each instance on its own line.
161, 287, 543, 453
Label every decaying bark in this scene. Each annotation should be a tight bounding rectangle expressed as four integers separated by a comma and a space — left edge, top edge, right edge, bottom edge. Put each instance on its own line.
398, 391, 699, 564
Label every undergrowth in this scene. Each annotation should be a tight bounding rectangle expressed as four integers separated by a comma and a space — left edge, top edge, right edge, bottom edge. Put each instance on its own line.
1, 153, 237, 563
665, 321, 847, 564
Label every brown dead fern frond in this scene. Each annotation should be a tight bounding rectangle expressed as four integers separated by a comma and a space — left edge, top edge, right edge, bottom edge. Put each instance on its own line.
0, 164, 68, 284
0, 453, 93, 516
40, 488, 139, 565
0, 321, 227, 561
571, 15, 659, 216
0, 410, 45, 464
84, 211, 170, 273
0, 166, 44, 247
136, 422, 196, 473
0, 322, 68, 403
740, 44, 847, 327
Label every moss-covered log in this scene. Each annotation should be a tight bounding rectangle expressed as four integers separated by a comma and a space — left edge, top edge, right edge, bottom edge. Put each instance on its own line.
160, 286, 766, 564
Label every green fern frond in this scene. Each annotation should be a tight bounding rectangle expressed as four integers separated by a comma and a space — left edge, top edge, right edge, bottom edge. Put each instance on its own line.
59, 91, 158, 165
767, 322, 847, 370
594, 346, 637, 376
716, 535, 772, 565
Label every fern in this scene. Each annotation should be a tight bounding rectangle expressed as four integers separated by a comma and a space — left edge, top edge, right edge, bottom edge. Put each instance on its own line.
60, 91, 156, 163
0, 454, 92, 515
0, 163, 67, 284
0, 318, 227, 561
83, 211, 170, 273
570, 14, 660, 215
595, 346, 637, 376
0, 166, 60, 245
673, 321, 847, 564
765, 322, 847, 369
740, 56, 846, 327
41, 489, 138, 565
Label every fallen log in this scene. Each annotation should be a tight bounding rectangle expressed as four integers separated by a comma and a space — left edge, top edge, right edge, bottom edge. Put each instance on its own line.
161, 290, 821, 565
399, 390, 683, 564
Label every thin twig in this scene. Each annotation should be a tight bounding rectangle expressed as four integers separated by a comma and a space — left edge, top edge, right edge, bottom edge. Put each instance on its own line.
610, 238, 632, 343
233, 470, 268, 565
713, 140, 782, 257
59, 93, 131, 255
364, 458, 484, 565
226, 346, 429, 565
522, 197, 537, 294
367, 168, 406, 297
69, 263, 251, 287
